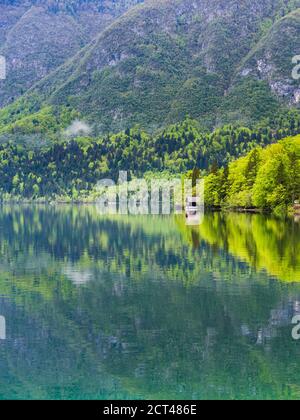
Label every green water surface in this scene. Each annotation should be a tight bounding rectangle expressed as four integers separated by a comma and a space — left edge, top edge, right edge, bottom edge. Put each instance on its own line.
0, 206, 299, 400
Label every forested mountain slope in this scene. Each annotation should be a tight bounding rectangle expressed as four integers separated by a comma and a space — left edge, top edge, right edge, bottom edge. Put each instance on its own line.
0, 0, 144, 106
1, 0, 298, 134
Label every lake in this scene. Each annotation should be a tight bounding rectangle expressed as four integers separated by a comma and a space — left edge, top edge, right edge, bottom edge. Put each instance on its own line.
0, 205, 299, 400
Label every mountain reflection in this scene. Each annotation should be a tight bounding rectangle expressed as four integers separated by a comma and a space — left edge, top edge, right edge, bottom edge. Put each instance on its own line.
0, 206, 299, 400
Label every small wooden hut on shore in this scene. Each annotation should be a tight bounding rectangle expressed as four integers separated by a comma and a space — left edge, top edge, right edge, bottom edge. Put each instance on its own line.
294, 201, 300, 216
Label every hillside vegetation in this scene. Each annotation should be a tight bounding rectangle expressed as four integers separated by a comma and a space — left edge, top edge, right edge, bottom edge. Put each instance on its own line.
0, 114, 298, 210
0, 0, 143, 106
205, 135, 300, 213
1, 0, 298, 133
0, 0, 299, 212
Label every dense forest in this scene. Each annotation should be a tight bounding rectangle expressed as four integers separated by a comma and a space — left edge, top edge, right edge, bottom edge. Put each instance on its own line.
0, 110, 299, 208
205, 135, 300, 214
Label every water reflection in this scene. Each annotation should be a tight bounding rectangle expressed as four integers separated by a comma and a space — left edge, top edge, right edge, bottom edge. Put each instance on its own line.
0, 206, 299, 400
178, 212, 300, 282
0, 316, 5, 340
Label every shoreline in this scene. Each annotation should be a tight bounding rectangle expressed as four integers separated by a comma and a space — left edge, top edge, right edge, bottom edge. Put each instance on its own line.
0, 200, 297, 218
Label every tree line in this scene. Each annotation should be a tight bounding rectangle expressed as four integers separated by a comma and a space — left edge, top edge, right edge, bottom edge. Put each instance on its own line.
0, 112, 299, 207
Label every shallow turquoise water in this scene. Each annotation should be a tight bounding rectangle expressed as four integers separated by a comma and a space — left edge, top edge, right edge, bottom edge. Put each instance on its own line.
0, 206, 300, 400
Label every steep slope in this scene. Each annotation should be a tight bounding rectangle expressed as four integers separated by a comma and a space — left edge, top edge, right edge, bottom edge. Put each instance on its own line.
219, 7, 300, 124
0, 0, 144, 106
238, 9, 300, 104
1, 0, 300, 134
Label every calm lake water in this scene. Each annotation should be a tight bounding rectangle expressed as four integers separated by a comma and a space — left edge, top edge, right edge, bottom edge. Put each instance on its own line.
0, 206, 300, 400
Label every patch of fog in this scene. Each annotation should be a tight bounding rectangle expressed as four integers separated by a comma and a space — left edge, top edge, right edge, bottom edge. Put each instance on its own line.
63, 120, 92, 137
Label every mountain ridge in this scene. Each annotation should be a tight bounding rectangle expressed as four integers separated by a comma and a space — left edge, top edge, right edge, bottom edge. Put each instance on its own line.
0, 0, 144, 106
0, 0, 300, 134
